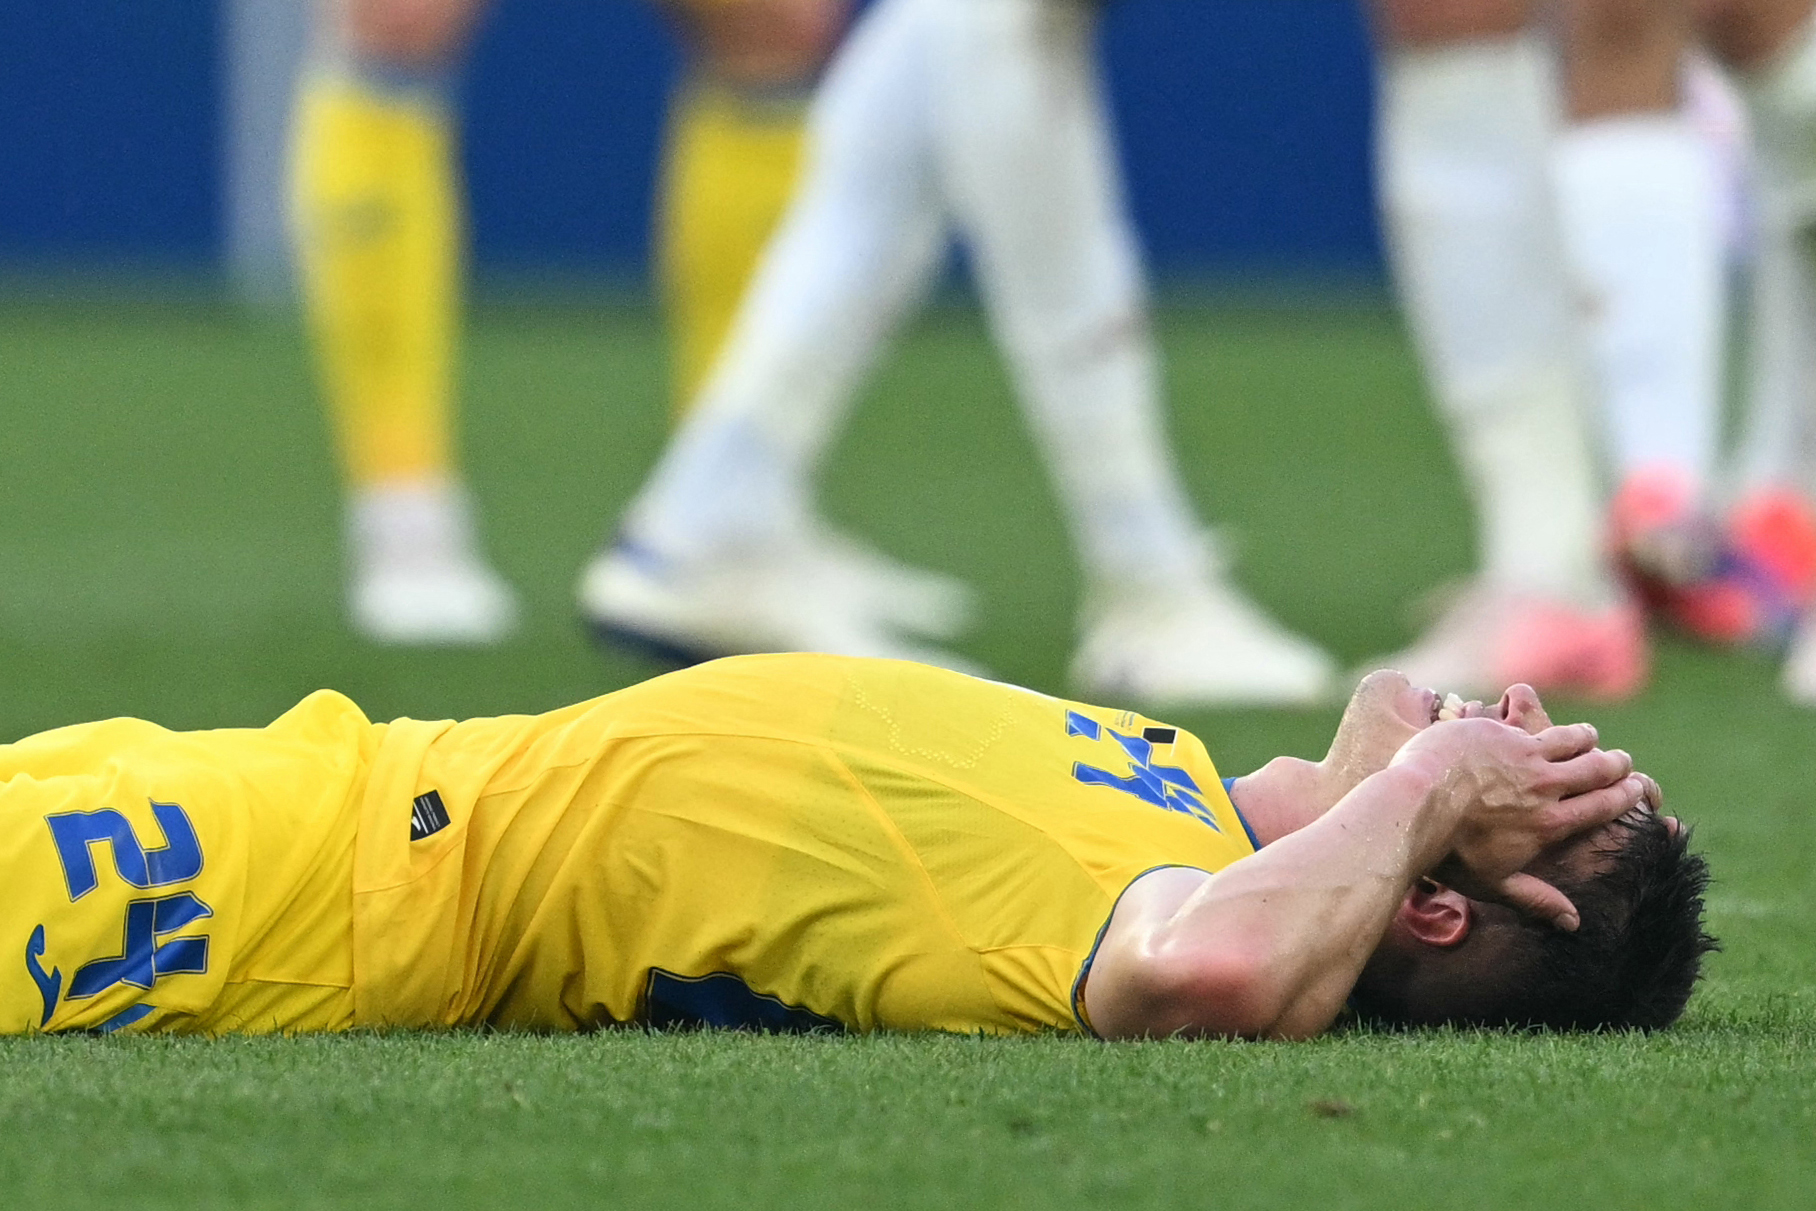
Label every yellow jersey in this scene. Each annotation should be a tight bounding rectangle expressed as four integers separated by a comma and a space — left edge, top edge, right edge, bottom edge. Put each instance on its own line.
3, 655, 1259, 1037
0, 695, 371, 1035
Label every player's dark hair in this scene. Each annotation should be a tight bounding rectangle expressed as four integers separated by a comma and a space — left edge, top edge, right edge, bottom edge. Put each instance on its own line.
1354, 813, 1719, 1031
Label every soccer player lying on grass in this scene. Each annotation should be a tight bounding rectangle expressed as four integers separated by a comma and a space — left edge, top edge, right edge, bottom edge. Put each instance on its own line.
0, 656, 1713, 1039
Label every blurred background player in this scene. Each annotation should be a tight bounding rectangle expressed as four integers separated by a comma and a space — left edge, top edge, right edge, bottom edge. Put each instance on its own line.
290, 0, 846, 644
653, 0, 970, 634
579, 0, 1339, 707
1371, 0, 1733, 699
291, 0, 511, 645
1704, 0, 1816, 700
655, 0, 852, 411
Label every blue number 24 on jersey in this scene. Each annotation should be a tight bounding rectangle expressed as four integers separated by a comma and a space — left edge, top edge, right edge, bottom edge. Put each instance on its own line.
24, 802, 213, 1029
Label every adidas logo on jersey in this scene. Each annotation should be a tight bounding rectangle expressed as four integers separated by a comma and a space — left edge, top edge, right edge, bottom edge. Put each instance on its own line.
409, 790, 451, 841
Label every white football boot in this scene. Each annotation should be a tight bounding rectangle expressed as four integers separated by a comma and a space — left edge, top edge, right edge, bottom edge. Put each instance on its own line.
805, 523, 975, 641
347, 481, 518, 645
1070, 577, 1337, 709
577, 538, 983, 674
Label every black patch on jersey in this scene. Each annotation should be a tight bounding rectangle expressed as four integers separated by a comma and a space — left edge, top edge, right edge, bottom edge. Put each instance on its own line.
1142, 726, 1178, 746
644, 969, 845, 1034
409, 790, 451, 841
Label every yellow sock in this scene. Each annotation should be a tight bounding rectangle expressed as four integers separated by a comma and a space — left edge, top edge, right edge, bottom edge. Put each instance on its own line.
291, 72, 460, 488
656, 81, 811, 414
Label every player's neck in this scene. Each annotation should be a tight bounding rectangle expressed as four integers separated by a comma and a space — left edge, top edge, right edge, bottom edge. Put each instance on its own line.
1227, 755, 1336, 846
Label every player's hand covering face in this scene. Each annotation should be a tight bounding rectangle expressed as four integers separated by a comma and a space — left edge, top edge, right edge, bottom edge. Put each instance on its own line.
1392, 713, 1644, 930
1331, 671, 1669, 930
1322, 670, 1542, 802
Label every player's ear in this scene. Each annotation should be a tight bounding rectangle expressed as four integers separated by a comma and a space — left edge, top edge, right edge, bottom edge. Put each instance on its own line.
1395, 877, 1472, 948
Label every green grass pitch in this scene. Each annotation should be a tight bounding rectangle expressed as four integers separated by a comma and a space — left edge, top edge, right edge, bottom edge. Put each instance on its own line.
0, 294, 1811, 1208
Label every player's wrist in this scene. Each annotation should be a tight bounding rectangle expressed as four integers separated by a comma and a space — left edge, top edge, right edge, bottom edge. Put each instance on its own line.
1384, 740, 1448, 789
1372, 754, 1464, 865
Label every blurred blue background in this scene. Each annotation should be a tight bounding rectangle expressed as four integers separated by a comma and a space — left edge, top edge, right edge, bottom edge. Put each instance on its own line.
0, 0, 1380, 281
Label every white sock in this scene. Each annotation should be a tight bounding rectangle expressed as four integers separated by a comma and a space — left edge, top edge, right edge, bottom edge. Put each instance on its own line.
350, 479, 488, 574
1737, 201, 1816, 496
1553, 112, 1726, 494
932, 0, 1211, 596
624, 0, 948, 563
1682, 52, 1755, 268
1740, 17, 1816, 499
1378, 35, 1612, 606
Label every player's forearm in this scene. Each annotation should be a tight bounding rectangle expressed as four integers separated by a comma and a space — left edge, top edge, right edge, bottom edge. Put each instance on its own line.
1135, 761, 1457, 1039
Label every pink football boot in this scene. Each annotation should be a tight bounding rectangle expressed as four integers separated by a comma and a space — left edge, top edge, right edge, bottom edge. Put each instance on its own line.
1607, 467, 1806, 646
1379, 584, 1648, 703
1728, 488, 1816, 644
